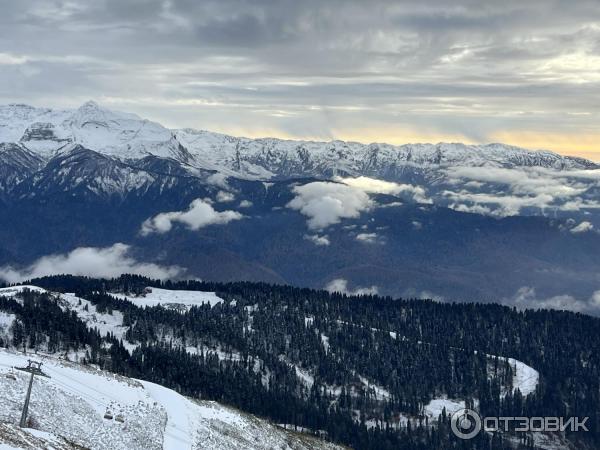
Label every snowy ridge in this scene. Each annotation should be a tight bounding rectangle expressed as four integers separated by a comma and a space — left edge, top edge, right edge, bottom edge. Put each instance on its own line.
174, 130, 597, 180
2, 102, 599, 219
0, 349, 342, 450
0, 102, 595, 183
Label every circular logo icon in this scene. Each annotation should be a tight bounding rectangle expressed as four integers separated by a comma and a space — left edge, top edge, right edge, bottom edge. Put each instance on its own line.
451, 408, 482, 440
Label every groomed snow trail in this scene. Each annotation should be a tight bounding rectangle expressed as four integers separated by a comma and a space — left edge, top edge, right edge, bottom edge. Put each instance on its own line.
139, 381, 194, 450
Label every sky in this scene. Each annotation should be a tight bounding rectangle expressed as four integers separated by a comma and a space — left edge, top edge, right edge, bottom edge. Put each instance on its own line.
1, 0, 599, 160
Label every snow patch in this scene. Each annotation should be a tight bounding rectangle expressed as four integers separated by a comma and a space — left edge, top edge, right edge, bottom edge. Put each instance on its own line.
113, 287, 224, 311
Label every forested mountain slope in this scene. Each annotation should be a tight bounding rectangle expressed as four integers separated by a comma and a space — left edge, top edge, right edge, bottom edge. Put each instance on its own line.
1, 276, 598, 449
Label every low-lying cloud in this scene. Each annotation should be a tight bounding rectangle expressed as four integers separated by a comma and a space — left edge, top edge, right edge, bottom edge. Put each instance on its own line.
141, 199, 243, 235
216, 190, 235, 202
288, 177, 429, 229
287, 182, 372, 229
338, 176, 431, 203
445, 191, 556, 217
206, 173, 230, 189
0, 243, 181, 283
503, 286, 600, 315
325, 278, 379, 296
571, 221, 594, 233
304, 234, 331, 246
356, 232, 378, 243
443, 165, 600, 217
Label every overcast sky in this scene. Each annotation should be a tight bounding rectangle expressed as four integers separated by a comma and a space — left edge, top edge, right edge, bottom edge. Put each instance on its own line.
1, 0, 600, 159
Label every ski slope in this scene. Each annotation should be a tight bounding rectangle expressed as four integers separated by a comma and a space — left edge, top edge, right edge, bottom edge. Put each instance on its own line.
0, 349, 342, 450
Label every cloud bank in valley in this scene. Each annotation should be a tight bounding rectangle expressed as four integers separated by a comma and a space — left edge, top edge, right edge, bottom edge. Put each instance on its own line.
443, 166, 600, 217
0, 243, 181, 283
287, 177, 428, 229
141, 199, 243, 235
338, 176, 431, 203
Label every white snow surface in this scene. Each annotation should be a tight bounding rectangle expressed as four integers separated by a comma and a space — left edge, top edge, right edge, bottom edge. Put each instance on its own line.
0, 286, 47, 298
0, 349, 165, 450
0, 313, 15, 329
112, 287, 224, 311
57, 293, 130, 345
0, 349, 341, 450
485, 353, 539, 397
424, 398, 466, 419
357, 376, 391, 401
506, 356, 540, 397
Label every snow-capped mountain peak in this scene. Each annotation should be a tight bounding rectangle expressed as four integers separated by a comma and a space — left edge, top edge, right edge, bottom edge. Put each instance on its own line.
0, 101, 178, 161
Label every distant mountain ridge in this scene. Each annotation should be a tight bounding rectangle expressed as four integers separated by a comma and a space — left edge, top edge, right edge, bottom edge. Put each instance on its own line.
1, 101, 596, 184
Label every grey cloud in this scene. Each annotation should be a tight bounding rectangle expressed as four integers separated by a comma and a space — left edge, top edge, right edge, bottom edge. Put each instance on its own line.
194, 13, 297, 47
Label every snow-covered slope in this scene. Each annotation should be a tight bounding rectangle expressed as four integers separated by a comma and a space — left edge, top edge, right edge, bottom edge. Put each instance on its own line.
0, 349, 342, 450
505, 356, 540, 397
0, 144, 44, 192
113, 287, 224, 311
0, 286, 223, 347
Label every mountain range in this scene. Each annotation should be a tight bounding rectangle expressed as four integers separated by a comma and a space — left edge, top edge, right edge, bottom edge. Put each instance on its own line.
1, 101, 600, 313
